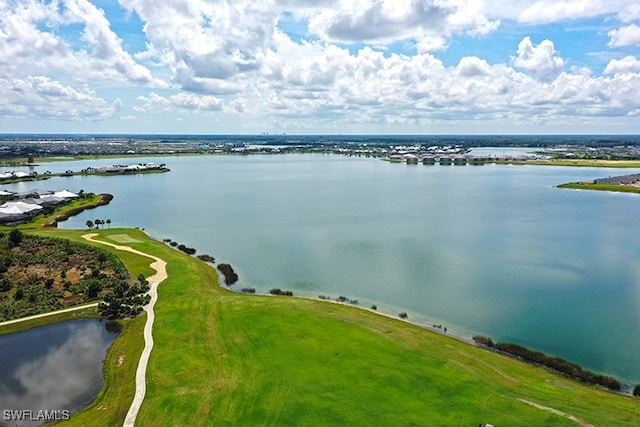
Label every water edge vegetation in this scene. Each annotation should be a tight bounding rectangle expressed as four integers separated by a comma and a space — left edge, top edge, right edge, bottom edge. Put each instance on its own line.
2, 228, 637, 425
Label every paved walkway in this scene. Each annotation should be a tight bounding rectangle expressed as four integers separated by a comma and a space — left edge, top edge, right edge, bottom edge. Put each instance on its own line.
82, 233, 168, 427
0, 302, 99, 327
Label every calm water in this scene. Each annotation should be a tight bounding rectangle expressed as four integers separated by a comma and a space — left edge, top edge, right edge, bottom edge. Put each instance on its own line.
4, 154, 640, 384
0, 319, 118, 426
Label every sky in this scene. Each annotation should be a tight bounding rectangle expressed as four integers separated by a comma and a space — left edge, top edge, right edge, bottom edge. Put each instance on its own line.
1, 0, 639, 135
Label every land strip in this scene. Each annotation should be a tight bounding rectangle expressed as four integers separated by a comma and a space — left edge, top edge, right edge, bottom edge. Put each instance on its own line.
81, 233, 168, 427
12, 228, 639, 426
0, 301, 99, 327
557, 182, 640, 195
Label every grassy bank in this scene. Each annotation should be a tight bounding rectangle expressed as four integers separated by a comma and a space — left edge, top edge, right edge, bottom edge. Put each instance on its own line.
3, 228, 639, 425
0, 305, 100, 335
558, 182, 640, 195
530, 159, 640, 168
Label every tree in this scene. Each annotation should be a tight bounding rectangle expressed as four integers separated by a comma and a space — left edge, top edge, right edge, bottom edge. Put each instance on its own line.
8, 229, 23, 248
106, 219, 111, 229
95, 219, 102, 229
633, 384, 640, 397
86, 220, 94, 229
0, 277, 12, 292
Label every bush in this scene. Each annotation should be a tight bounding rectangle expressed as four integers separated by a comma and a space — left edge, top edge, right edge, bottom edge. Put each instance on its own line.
633, 385, 640, 397
217, 263, 239, 285
399, 312, 408, 319
269, 288, 293, 296
0, 278, 12, 292
472, 335, 495, 348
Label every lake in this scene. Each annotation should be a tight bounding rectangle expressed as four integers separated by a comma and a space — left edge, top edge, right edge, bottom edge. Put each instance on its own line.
0, 319, 119, 426
3, 153, 640, 385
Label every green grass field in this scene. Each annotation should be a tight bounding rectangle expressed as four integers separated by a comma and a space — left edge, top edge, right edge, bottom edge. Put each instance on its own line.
558, 181, 640, 195
7, 228, 640, 426
529, 159, 640, 168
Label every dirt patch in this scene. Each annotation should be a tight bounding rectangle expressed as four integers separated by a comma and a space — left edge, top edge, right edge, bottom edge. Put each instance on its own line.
518, 398, 594, 427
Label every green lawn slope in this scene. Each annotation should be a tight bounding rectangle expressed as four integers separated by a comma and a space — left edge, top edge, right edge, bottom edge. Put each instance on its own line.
24, 229, 640, 426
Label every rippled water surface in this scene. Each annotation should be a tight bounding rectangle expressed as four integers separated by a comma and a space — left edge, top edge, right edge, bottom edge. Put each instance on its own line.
4, 153, 640, 383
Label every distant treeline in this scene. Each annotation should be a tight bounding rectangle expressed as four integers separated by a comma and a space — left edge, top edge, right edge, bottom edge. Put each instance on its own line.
473, 336, 625, 392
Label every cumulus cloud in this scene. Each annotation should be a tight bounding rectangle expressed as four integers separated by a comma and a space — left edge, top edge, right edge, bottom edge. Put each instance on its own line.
1, 0, 639, 131
308, 0, 498, 43
516, 0, 637, 24
0, 0, 160, 86
0, 76, 120, 120
121, 0, 277, 91
136, 92, 224, 112
608, 23, 640, 47
512, 37, 564, 81
617, 3, 640, 22
604, 56, 640, 74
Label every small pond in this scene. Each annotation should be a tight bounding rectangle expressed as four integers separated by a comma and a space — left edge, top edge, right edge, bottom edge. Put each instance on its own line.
0, 319, 119, 426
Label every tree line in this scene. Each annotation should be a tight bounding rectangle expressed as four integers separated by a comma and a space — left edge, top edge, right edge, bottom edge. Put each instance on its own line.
472, 335, 631, 393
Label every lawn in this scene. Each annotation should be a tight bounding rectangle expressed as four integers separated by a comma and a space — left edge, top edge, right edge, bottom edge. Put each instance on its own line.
9, 228, 640, 426
558, 181, 640, 195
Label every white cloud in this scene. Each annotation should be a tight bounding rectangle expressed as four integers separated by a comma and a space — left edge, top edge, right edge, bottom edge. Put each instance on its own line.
136, 92, 224, 112
517, 0, 638, 24
0, 76, 120, 120
608, 24, 640, 47
121, 0, 277, 91
307, 0, 498, 43
604, 56, 640, 74
0, 0, 639, 132
512, 37, 564, 81
617, 3, 640, 23
0, 0, 162, 86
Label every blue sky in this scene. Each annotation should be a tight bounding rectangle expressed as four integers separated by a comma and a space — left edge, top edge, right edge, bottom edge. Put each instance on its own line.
1, 0, 639, 134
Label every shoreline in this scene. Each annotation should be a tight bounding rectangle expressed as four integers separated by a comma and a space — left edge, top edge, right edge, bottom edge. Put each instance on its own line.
239, 288, 637, 394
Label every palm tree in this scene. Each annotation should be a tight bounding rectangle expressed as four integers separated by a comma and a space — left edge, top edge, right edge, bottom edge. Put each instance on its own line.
106, 219, 111, 229
86, 220, 94, 229
95, 219, 102, 229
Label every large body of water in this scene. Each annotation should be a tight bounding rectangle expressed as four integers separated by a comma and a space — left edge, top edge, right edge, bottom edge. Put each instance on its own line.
0, 319, 118, 426
3, 152, 640, 384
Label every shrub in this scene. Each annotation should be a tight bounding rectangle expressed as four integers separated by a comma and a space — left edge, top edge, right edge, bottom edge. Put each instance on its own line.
472, 335, 495, 348
217, 263, 239, 285
633, 385, 640, 397
0, 278, 12, 292
8, 229, 23, 248
399, 312, 408, 319
269, 288, 293, 296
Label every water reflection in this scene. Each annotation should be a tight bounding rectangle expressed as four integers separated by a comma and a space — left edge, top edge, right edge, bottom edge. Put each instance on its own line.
0, 320, 118, 427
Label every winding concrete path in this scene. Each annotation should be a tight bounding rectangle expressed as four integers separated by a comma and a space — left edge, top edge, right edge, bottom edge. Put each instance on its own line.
82, 233, 168, 427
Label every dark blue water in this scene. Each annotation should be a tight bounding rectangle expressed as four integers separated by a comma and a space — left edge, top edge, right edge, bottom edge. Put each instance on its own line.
0, 319, 118, 426
3, 153, 640, 384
